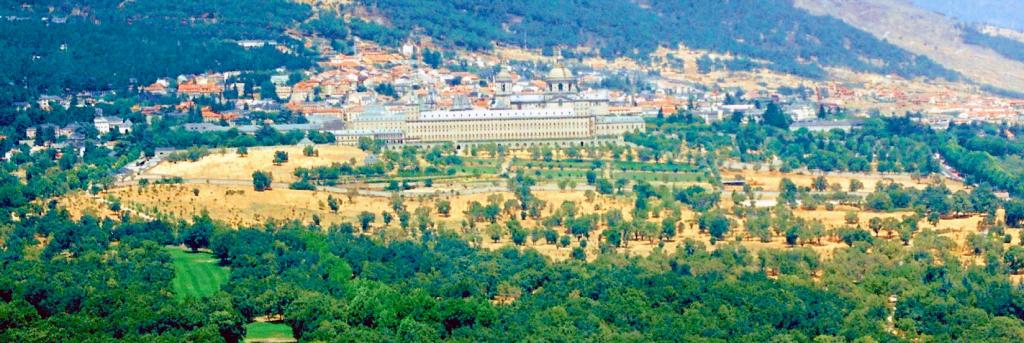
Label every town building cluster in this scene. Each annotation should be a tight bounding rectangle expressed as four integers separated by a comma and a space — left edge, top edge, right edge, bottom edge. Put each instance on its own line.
138, 41, 648, 148
815, 81, 1024, 127
11, 37, 1024, 158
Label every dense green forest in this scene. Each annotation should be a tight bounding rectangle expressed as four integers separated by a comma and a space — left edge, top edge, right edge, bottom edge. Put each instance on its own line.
2, 199, 1024, 341
360, 0, 958, 79
0, 1, 314, 106
941, 123, 1024, 198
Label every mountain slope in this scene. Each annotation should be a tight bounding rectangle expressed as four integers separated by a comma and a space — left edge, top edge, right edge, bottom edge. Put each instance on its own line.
794, 0, 1024, 92
961, 26, 1024, 63
357, 0, 956, 80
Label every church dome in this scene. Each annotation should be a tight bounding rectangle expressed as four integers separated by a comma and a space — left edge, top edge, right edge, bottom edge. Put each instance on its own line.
546, 65, 573, 80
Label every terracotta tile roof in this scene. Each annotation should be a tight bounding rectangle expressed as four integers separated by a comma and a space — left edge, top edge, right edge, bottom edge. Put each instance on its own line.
201, 106, 239, 121
178, 80, 222, 95
176, 100, 195, 111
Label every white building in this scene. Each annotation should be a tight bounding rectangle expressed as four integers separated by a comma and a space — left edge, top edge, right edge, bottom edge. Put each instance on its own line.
348, 105, 408, 132
93, 116, 132, 135
408, 108, 593, 144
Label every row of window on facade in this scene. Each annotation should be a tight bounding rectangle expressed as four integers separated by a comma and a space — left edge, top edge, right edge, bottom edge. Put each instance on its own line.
425, 130, 590, 141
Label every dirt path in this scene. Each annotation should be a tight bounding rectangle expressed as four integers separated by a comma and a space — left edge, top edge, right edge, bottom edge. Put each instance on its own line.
91, 195, 155, 221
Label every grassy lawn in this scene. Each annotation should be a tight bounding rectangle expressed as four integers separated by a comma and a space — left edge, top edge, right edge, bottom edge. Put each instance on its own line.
524, 169, 590, 180
515, 165, 704, 184
454, 165, 499, 175
612, 160, 698, 173
514, 159, 597, 169
167, 247, 229, 300
245, 322, 294, 342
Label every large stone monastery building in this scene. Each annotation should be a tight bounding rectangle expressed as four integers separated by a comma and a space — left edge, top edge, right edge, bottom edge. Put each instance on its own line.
344, 66, 644, 146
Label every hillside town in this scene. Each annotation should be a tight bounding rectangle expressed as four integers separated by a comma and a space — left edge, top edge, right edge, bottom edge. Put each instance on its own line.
11, 35, 1024, 156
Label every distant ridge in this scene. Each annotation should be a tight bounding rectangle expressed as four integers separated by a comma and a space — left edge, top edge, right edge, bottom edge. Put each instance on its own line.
794, 0, 1024, 92
910, 0, 1024, 30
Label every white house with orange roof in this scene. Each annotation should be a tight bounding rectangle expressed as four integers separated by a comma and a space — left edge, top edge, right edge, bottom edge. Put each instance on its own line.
144, 79, 170, 95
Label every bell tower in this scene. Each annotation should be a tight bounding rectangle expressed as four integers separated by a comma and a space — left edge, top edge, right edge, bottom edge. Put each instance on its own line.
492, 67, 513, 109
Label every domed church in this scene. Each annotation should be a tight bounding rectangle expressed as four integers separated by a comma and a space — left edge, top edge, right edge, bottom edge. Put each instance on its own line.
494, 64, 610, 116
545, 65, 578, 94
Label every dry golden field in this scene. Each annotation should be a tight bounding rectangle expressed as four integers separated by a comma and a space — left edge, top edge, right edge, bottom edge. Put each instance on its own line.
60, 180, 1006, 262
74, 185, 628, 227
58, 145, 1007, 262
62, 184, 636, 261
148, 145, 368, 183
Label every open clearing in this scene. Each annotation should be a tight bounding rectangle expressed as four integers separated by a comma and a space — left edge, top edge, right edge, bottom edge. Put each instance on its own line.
245, 322, 294, 343
168, 247, 229, 300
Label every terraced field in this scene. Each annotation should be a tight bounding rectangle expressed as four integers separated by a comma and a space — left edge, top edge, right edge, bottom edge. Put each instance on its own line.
513, 158, 707, 183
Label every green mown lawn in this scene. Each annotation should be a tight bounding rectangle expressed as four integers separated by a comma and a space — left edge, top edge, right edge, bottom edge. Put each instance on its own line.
245, 322, 294, 342
167, 247, 229, 300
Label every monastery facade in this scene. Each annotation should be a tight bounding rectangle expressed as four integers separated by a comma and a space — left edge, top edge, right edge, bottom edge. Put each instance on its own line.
340, 66, 644, 146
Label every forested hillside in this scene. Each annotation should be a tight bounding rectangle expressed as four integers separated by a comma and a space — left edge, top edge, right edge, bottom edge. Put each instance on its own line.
360, 0, 958, 80
0, 0, 965, 107
0, 1, 314, 106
